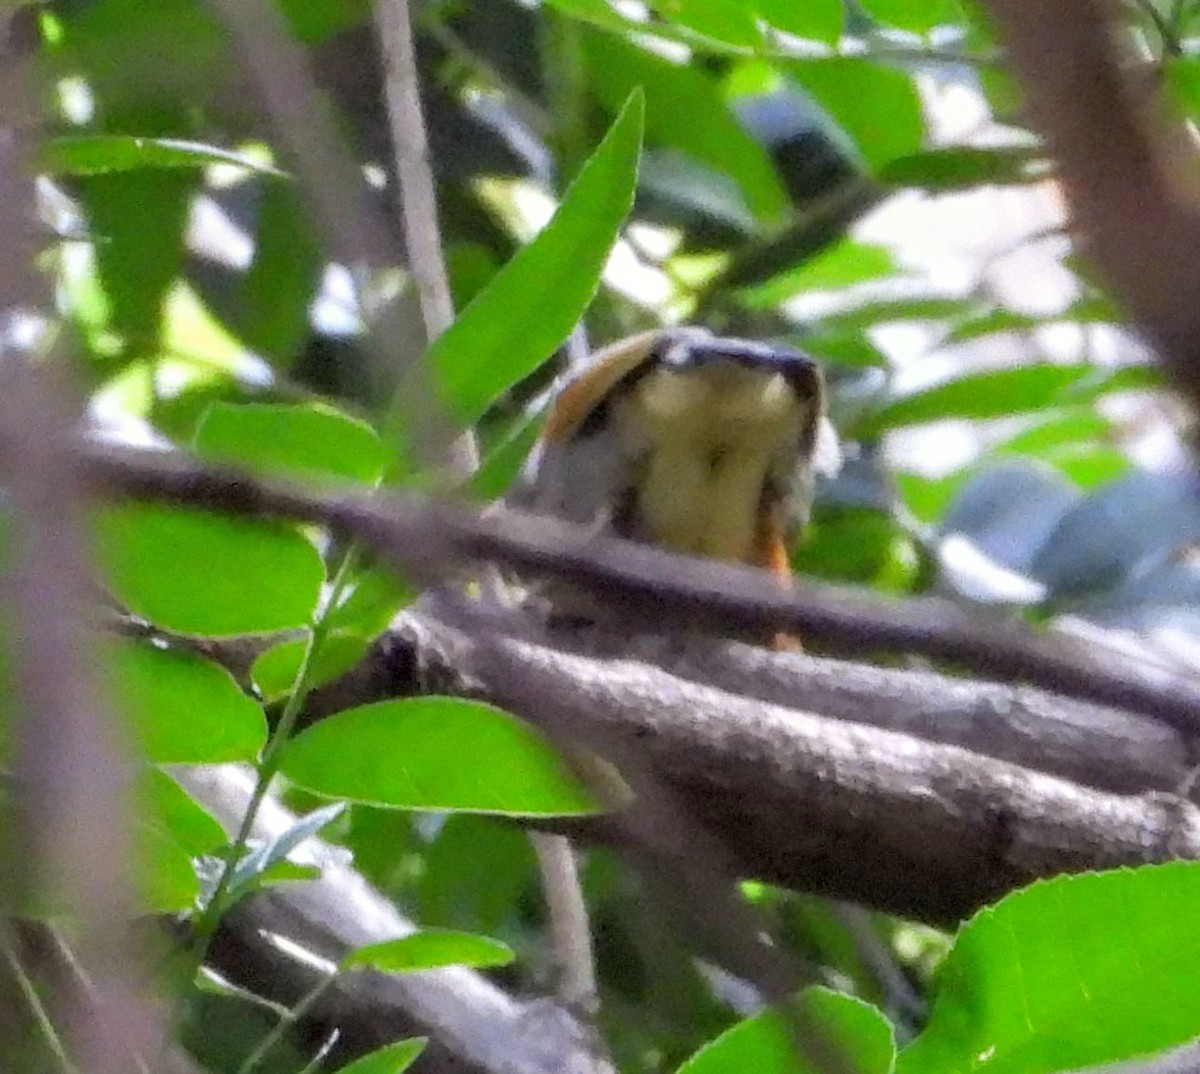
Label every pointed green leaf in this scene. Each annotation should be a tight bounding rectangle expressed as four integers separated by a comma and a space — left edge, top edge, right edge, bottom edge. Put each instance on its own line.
331, 1039, 427, 1074
251, 632, 371, 702
195, 402, 384, 485
854, 364, 1096, 437
858, 0, 964, 34
585, 33, 788, 222
898, 863, 1200, 1074
106, 640, 266, 763
138, 822, 201, 913
755, 0, 843, 44
680, 987, 896, 1074
40, 135, 289, 178
344, 930, 514, 973
421, 92, 643, 429
789, 59, 924, 170
140, 767, 226, 855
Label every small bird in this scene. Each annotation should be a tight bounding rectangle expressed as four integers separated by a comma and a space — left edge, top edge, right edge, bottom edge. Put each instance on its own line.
510, 327, 840, 643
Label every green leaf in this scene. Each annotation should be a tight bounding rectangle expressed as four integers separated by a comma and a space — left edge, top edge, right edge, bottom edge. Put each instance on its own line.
344, 930, 515, 972
194, 402, 385, 485
1048, 446, 1129, 488
76, 169, 196, 356
235, 184, 324, 362
251, 633, 371, 702
415, 816, 537, 934
421, 92, 643, 430
789, 59, 925, 170
880, 146, 1042, 190
280, 697, 600, 816
138, 822, 201, 913
331, 1039, 427, 1074
545, 0, 741, 50
680, 987, 896, 1074
755, 0, 843, 44
584, 32, 788, 223
740, 241, 897, 308
896, 470, 971, 524
997, 410, 1113, 456
647, 0, 762, 46
106, 640, 266, 763
798, 506, 919, 591
853, 364, 1095, 438
139, 767, 226, 856
821, 296, 976, 334
224, 803, 345, 901
95, 504, 324, 636
40, 135, 289, 178
1164, 56, 1200, 122
276, 0, 370, 41
467, 412, 545, 502
898, 863, 1200, 1074
857, 0, 964, 34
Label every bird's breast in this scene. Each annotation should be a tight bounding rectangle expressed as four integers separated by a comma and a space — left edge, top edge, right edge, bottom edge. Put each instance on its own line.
617, 366, 806, 561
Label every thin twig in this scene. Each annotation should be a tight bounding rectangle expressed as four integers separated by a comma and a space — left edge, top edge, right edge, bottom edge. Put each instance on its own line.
528, 831, 598, 1013
375, 0, 455, 341
373, 0, 594, 1015
0, 933, 79, 1074
187, 551, 360, 973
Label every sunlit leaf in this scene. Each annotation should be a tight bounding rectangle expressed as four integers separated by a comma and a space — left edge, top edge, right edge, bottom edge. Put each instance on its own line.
898, 864, 1200, 1074
755, 0, 842, 43
789, 59, 925, 169
280, 697, 600, 816
40, 135, 288, 178
421, 92, 643, 430
880, 146, 1042, 190
740, 241, 897, 307
858, 0, 964, 34
140, 767, 226, 856
331, 1039, 427, 1074
195, 402, 385, 485
585, 33, 788, 222
680, 987, 895, 1074
853, 364, 1095, 437
106, 640, 267, 763
251, 633, 371, 702
95, 504, 324, 636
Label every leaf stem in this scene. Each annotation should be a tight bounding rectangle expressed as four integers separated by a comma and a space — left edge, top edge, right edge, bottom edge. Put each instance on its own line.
185, 547, 361, 968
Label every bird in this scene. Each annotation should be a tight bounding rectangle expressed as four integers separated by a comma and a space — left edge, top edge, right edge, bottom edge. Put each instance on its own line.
508, 327, 840, 646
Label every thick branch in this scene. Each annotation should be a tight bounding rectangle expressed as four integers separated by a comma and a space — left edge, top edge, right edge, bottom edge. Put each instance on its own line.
385, 596, 1200, 925
71, 441, 1200, 732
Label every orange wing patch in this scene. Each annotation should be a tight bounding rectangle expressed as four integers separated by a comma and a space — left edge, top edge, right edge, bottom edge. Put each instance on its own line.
753, 497, 803, 652
542, 331, 662, 445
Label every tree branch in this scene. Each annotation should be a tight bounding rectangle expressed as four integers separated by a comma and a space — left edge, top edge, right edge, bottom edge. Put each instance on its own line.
391, 595, 1200, 925
981, 0, 1200, 411
69, 440, 1200, 733
179, 766, 612, 1074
